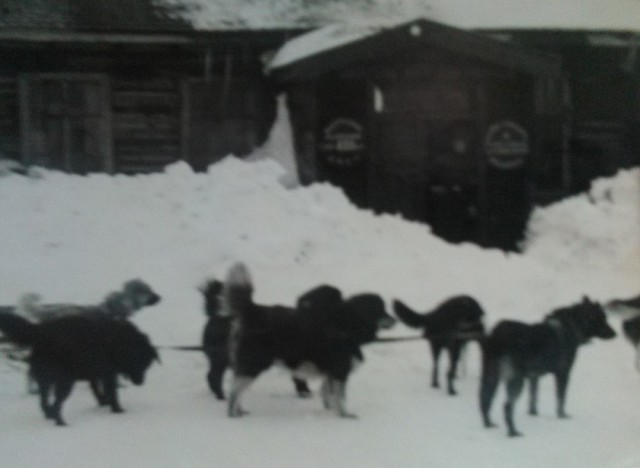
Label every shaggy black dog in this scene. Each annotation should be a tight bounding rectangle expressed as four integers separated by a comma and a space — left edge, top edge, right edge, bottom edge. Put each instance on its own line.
200, 279, 312, 400
479, 296, 616, 437
224, 263, 395, 418
393, 295, 485, 395
0, 312, 159, 426
11, 279, 160, 395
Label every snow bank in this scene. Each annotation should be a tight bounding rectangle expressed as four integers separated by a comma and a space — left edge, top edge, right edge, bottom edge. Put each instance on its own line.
523, 167, 640, 276
0, 156, 638, 348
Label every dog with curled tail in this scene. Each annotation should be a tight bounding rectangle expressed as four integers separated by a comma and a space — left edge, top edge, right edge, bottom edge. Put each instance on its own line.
225, 263, 395, 418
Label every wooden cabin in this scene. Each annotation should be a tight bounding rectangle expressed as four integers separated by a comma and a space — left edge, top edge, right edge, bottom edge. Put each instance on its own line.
1, 1, 637, 250
0, 0, 301, 174
270, 19, 563, 250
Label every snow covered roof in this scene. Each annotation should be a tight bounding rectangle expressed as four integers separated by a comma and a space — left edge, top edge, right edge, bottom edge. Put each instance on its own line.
268, 18, 562, 80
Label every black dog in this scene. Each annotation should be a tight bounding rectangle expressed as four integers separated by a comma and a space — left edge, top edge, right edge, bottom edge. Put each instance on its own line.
0, 312, 159, 426
13, 280, 160, 396
224, 263, 395, 418
200, 279, 312, 400
479, 296, 616, 437
393, 296, 485, 395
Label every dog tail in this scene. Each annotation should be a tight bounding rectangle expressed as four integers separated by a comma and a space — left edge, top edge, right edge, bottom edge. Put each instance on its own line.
392, 299, 427, 328
224, 263, 254, 318
0, 312, 38, 346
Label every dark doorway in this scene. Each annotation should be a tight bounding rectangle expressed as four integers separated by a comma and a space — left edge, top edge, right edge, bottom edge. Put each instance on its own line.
426, 120, 479, 243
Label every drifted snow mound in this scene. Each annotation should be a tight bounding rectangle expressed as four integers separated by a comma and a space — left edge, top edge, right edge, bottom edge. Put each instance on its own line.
0, 157, 637, 344
522, 167, 640, 274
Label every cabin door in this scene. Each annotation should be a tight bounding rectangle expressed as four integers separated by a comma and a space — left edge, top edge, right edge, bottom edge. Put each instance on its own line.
20, 74, 112, 173
369, 113, 429, 221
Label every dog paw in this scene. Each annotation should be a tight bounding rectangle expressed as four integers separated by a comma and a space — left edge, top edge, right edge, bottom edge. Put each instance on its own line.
228, 407, 248, 417
508, 431, 523, 438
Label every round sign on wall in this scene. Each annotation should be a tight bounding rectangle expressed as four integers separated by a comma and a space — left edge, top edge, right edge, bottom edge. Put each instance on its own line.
483, 121, 529, 169
319, 118, 366, 168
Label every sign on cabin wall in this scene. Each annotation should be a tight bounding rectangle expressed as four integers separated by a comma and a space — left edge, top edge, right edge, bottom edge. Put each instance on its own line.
318, 117, 366, 169
483, 121, 529, 169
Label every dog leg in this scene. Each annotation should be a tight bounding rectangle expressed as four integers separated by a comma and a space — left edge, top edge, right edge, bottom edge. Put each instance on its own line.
528, 377, 539, 416
635, 344, 640, 372
207, 368, 225, 400
228, 375, 253, 417
554, 370, 571, 419
50, 380, 74, 426
329, 378, 356, 419
479, 357, 499, 429
321, 378, 333, 410
103, 375, 124, 413
206, 347, 228, 400
89, 379, 108, 406
38, 379, 53, 420
446, 341, 463, 396
429, 340, 442, 389
504, 377, 524, 437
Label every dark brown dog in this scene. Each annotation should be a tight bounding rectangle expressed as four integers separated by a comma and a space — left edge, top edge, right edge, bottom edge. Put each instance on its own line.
392, 296, 485, 395
0, 312, 159, 426
480, 296, 616, 437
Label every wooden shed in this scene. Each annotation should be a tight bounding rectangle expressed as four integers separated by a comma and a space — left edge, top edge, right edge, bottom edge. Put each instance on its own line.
270, 19, 563, 250
0, 0, 301, 174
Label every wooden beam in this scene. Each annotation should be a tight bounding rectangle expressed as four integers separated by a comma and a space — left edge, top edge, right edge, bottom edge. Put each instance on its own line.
0, 31, 196, 45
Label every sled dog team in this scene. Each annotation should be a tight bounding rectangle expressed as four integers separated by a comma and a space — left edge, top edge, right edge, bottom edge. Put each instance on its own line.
0, 262, 635, 437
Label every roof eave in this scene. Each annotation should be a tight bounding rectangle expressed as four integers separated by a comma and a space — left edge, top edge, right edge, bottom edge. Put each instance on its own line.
271, 19, 561, 83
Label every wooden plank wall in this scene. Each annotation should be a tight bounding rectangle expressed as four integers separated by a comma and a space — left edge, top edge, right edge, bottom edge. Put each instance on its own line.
111, 77, 181, 174
0, 78, 20, 160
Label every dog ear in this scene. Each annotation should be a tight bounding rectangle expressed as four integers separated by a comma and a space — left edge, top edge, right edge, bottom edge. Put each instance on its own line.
582, 295, 592, 305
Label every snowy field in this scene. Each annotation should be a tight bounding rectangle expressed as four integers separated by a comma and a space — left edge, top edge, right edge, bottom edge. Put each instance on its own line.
0, 146, 638, 467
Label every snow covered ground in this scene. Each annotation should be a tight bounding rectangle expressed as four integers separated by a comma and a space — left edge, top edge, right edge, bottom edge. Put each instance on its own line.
0, 145, 638, 467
